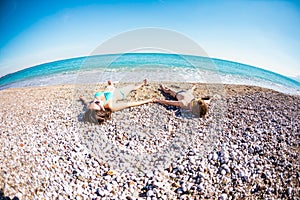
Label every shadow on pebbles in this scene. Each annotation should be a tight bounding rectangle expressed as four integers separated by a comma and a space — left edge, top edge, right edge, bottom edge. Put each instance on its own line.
0, 83, 299, 199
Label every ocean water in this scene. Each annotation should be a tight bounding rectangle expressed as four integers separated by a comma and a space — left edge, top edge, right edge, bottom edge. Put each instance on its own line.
0, 53, 299, 95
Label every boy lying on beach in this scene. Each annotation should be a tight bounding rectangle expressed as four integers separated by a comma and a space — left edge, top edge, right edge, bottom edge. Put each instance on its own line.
79, 80, 154, 124
155, 84, 211, 118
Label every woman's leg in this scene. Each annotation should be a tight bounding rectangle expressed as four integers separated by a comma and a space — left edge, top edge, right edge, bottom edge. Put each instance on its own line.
159, 84, 187, 101
113, 79, 147, 101
159, 84, 177, 98
105, 80, 116, 92
184, 85, 196, 96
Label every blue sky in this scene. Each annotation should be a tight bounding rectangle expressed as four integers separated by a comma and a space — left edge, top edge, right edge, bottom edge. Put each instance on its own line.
0, 0, 299, 78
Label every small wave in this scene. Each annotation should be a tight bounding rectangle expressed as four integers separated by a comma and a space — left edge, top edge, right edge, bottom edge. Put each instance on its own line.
1, 53, 299, 95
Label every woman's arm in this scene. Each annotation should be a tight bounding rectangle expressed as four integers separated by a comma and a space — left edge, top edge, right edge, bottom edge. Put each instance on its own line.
110, 99, 153, 112
79, 96, 89, 107
154, 99, 183, 107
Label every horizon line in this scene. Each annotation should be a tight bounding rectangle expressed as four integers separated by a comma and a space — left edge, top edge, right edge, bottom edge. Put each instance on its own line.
1, 52, 300, 83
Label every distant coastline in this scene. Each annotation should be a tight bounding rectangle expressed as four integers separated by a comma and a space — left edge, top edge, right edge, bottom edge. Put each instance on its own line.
0, 53, 299, 95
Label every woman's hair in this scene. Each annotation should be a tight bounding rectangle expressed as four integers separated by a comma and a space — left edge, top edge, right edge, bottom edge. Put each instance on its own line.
190, 98, 208, 118
83, 108, 112, 124
95, 108, 112, 124
197, 99, 208, 118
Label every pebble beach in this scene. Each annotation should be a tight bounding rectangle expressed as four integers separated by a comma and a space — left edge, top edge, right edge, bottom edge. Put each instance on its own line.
0, 82, 299, 199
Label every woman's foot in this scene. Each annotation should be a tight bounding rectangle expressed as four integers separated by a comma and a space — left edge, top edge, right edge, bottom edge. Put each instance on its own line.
159, 84, 170, 93
143, 79, 148, 86
159, 84, 164, 91
159, 84, 177, 98
191, 84, 197, 90
106, 80, 115, 92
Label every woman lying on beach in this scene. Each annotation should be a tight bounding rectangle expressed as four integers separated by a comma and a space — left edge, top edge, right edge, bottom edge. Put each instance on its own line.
79, 80, 153, 124
155, 84, 211, 118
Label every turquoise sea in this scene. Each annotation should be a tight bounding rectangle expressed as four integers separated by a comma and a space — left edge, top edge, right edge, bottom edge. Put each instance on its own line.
0, 53, 299, 95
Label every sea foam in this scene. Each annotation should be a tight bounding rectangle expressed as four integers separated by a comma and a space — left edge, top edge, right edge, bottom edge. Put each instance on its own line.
0, 53, 299, 95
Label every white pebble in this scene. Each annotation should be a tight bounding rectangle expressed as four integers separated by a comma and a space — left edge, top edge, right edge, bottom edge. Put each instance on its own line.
221, 169, 226, 175
106, 184, 113, 192
219, 193, 227, 200
178, 165, 185, 173
146, 190, 154, 197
